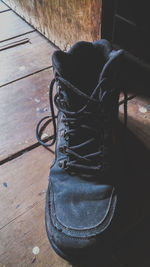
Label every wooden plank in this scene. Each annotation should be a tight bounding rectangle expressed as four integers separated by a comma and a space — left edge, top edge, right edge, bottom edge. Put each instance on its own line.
0, 146, 51, 229
0, 201, 70, 267
0, 10, 33, 42
119, 95, 150, 149
0, 146, 69, 267
0, 31, 56, 87
0, 69, 55, 162
0, 1, 10, 12
3, 0, 102, 50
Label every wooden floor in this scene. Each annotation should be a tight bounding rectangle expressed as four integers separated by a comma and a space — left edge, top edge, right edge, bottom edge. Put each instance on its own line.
0, 2, 69, 267
0, 1, 150, 267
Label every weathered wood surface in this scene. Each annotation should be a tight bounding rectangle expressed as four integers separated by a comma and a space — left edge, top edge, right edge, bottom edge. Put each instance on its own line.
0, 0, 10, 12
0, 10, 33, 42
0, 69, 54, 163
0, 147, 69, 267
0, 31, 56, 87
3, 0, 102, 50
119, 95, 150, 149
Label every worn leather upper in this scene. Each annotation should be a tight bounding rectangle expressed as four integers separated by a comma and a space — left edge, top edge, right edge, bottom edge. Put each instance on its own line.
46, 40, 123, 253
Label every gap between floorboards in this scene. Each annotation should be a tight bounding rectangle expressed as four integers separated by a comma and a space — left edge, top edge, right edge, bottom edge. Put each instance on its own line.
0, 66, 53, 88
0, 30, 36, 44
0, 137, 54, 166
0, 198, 44, 231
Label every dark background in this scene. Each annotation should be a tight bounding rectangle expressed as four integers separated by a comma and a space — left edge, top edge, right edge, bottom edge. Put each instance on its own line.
102, 0, 150, 64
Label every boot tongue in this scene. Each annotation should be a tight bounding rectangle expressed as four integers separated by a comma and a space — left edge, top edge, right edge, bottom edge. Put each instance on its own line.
52, 40, 112, 110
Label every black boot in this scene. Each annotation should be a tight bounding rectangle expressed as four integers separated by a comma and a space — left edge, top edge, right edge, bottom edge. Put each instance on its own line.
36, 39, 125, 263
36, 39, 150, 263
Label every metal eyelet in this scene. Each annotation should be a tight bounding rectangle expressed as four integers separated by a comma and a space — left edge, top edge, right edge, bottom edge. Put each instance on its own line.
64, 130, 69, 141
58, 159, 68, 169
60, 130, 69, 141
60, 101, 66, 109
59, 145, 67, 154
60, 129, 65, 137
59, 92, 64, 100
61, 115, 69, 126
61, 114, 66, 123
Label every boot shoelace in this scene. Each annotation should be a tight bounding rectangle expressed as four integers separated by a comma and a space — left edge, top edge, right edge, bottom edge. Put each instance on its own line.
36, 76, 135, 174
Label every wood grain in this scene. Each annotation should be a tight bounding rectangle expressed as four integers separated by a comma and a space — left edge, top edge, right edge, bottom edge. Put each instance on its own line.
0, 146, 51, 229
0, 69, 55, 162
0, 146, 69, 267
0, 10, 33, 42
3, 0, 102, 50
0, 0, 10, 12
119, 95, 150, 149
0, 31, 56, 87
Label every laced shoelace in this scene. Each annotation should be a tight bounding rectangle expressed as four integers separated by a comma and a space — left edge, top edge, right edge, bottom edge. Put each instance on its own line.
36, 76, 136, 173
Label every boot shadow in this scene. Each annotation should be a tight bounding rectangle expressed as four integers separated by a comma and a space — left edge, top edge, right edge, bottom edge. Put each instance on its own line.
71, 123, 150, 267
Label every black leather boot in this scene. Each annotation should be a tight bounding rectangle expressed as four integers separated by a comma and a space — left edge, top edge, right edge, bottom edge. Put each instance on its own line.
36, 39, 150, 263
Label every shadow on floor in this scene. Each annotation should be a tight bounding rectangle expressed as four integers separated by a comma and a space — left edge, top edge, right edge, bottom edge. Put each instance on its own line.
70, 124, 150, 267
